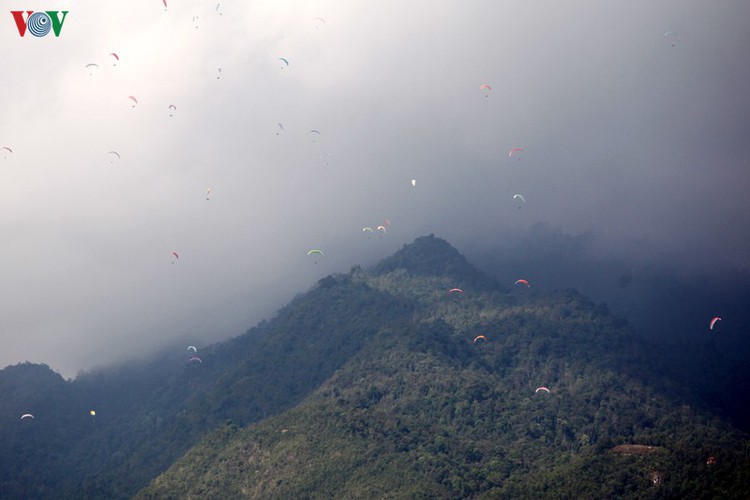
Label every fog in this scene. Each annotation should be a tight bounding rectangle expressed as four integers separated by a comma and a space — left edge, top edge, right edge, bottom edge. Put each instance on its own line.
1, 0, 748, 377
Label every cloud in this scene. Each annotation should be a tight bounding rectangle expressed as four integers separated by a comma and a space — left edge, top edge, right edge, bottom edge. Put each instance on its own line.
1, 0, 748, 377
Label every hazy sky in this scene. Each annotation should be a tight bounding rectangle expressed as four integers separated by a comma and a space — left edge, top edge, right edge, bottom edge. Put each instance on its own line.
1, 0, 748, 377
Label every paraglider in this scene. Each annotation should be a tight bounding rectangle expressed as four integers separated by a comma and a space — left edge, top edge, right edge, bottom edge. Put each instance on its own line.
411, 179, 416, 187
376, 225, 387, 233
206, 187, 211, 200
473, 335, 487, 343
279, 57, 289, 69
128, 95, 138, 108
480, 83, 492, 97
307, 249, 323, 264
513, 194, 526, 203
710, 317, 721, 330
168, 104, 177, 116
171, 251, 179, 263
449, 288, 463, 294
20, 413, 35, 420
106, 151, 120, 163
85, 63, 99, 76
362, 227, 374, 238
514, 279, 530, 287
109, 53, 119, 65
509, 147, 524, 158
309, 129, 321, 142
192, 15, 199, 28
216, 67, 222, 80
535, 386, 550, 394
276, 123, 284, 135
216, 3, 222, 15
312, 17, 325, 27
189, 356, 202, 364
318, 152, 332, 167
2, 146, 12, 159
188, 345, 197, 353
162, 0, 167, 10
664, 31, 678, 47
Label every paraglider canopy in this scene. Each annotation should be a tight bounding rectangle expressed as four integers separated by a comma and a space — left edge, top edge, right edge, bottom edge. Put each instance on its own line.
189, 356, 203, 363
20, 413, 35, 420
710, 317, 721, 330
535, 386, 550, 394
514, 279, 530, 287
449, 288, 463, 294
188, 345, 197, 353
473, 335, 487, 343
663, 31, 678, 47
307, 249, 323, 264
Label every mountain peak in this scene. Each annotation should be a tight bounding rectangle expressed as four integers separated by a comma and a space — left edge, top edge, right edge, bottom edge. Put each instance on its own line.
372, 234, 491, 286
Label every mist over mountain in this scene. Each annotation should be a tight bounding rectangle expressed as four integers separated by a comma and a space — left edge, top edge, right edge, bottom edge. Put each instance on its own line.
3, 0, 749, 383
2, 235, 749, 498
470, 223, 750, 431
139, 235, 750, 498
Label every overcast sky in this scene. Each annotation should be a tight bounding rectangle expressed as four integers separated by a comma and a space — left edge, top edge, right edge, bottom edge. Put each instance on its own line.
1, 0, 748, 377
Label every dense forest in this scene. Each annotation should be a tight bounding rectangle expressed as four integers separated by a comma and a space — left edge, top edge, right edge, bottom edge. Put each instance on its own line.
2, 235, 749, 498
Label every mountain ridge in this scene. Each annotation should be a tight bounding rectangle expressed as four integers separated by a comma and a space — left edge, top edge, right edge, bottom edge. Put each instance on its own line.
137, 237, 750, 498
2, 235, 749, 498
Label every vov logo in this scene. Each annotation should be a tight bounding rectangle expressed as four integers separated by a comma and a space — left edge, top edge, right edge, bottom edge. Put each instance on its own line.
10, 10, 68, 37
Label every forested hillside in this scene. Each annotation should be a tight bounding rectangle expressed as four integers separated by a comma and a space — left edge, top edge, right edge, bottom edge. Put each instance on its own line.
139, 236, 750, 498
0, 258, 413, 497
2, 235, 749, 498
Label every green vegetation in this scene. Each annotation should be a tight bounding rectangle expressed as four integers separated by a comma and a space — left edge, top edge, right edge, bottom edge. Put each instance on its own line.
139, 236, 750, 498
2, 235, 750, 498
